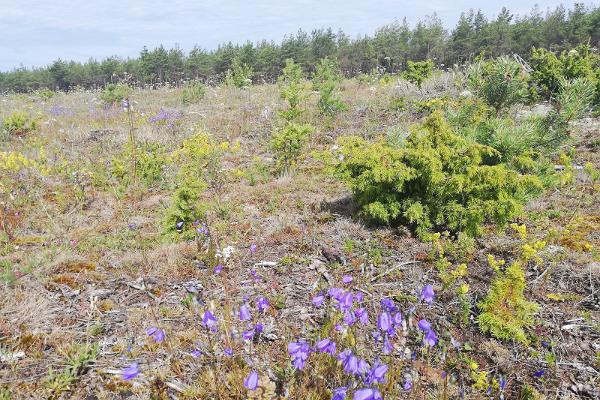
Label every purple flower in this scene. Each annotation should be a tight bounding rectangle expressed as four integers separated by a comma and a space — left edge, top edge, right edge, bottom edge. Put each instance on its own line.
242, 329, 255, 341
499, 376, 507, 390
342, 275, 353, 284
337, 349, 352, 363
533, 369, 545, 378
366, 362, 388, 384
250, 244, 258, 253
358, 359, 370, 375
380, 298, 397, 313
355, 308, 369, 325
393, 312, 403, 326
353, 388, 382, 400
344, 311, 356, 326
214, 264, 223, 274
288, 341, 310, 370
255, 323, 263, 334
355, 292, 364, 302
377, 312, 391, 332
403, 378, 413, 391
257, 297, 269, 313
541, 340, 550, 348
382, 335, 392, 355
332, 387, 347, 400
343, 353, 359, 375
224, 348, 233, 357
146, 327, 165, 343
339, 292, 353, 312
424, 329, 438, 347
418, 319, 431, 332
328, 287, 344, 300
421, 284, 435, 305
202, 310, 218, 331
316, 338, 337, 355
122, 362, 139, 380
312, 294, 325, 307
190, 349, 202, 358
244, 370, 259, 390
176, 221, 184, 232
239, 304, 252, 321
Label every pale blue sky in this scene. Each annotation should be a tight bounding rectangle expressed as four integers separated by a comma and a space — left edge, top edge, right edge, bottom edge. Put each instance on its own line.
0, 1, 594, 70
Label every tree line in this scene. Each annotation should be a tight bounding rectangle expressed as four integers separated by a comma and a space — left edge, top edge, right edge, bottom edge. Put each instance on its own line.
1, 3, 599, 92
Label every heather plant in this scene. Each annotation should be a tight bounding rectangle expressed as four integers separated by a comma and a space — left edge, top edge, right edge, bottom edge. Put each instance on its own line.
313, 57, 347, 117
181, 80, 206, 104
225, 58, 253, 88
331, 111, 543, 239
278, 59, 309, 122
1, 111, 39, 138
466, 56, 529, 115
99, 83, 132, 105
270, 123, 314, 174
403, 59, 434, 88
477, 225, 542, 345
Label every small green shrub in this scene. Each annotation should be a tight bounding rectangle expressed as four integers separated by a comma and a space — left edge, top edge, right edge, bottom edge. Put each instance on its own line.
225, 58, 253, 88
270, 122, 314, 173
313, 57, 347, 117
36, 88, 55, 101
388, 96, 406, 113
331, 111, 543, 239
111, 142, 167, 188
1, 111, 39, 137
477, 226, 542, 344
99, 83, 132, 105
466, 56, 529, 115
556, 77, 595, 122
530, 44, 600, 105
181, 81, 206, 105
278, 59, 309, 122
403, 60, 434, 88
163, 132, 231, 239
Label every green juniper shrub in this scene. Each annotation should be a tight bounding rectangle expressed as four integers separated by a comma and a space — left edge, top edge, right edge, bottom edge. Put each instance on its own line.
99, 83, 132, 105
163, 132, 231, 239
530, 44, 600, 105
466, 56, 529, 115
181, 80, 206, 105
477, 225, 542, 345
403, 59, 434, 88
331, 111, 543, 239
225, 58, 253, 88
270, 122, 314, 174
1, 111, 39, 138
278, 59, 309, 122
111, 142, 167, 188
313, 57, 347, 117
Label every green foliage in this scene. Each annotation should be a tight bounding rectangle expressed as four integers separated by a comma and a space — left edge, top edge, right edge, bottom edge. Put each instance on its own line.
556, 77, 595, 121
388, 96, 406, 113
163, 132, 231, 239
36, 88, 55, 101
45, 343, 98, 397
466, 56, 529, 114
403, 59, 434, 87
313, 57, 347, 117
477, 226, 542, 344
278, 59, 308, 122
0, 387, 11, 400
270, 123, 314, 173
331, 111, 543, 239
99, 83, 132, 105
1, 111, 39, 137
530, 45, 600, 105
0, 259, 15, 285
111, 142, 167, 188
181, 80, 206, 105
225, 58, 253, 88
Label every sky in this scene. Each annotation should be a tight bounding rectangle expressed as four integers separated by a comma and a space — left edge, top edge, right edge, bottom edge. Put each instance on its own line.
0, 0, 594, 71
